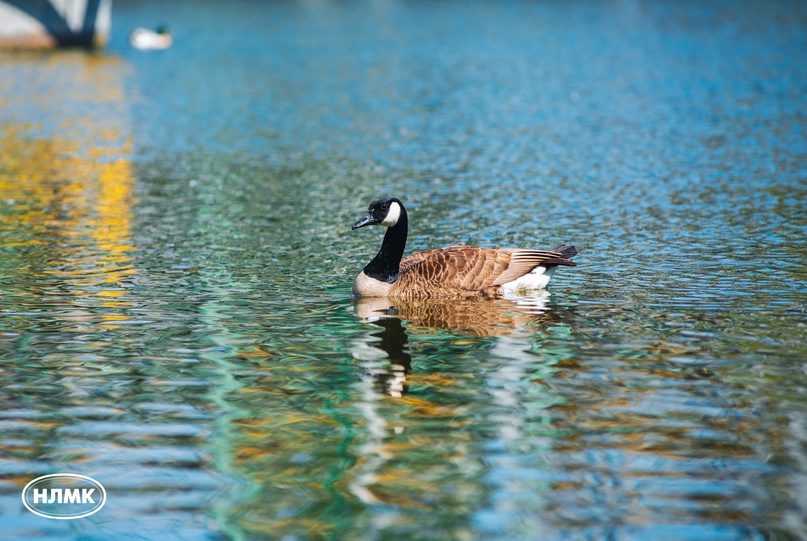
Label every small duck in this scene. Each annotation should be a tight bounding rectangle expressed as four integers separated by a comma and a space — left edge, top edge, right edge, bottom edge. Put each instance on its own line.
130, 25, 172, 50
351, 197, 578, 299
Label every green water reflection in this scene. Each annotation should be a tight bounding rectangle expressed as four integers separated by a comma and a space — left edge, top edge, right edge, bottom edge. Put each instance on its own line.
2, 144, 806, 539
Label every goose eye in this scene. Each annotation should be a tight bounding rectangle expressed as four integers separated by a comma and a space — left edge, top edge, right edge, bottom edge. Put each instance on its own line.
381, 203, 389, 210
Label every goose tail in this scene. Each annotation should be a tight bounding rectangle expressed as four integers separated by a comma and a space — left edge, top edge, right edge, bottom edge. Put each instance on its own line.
540, 244, 578, 267
553, 244, 578, 259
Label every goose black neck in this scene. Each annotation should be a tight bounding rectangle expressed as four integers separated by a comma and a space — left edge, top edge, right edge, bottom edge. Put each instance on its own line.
363, 209, 408, 284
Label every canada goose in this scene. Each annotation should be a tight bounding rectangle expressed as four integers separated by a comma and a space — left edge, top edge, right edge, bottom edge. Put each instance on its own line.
351, 197, 577, 299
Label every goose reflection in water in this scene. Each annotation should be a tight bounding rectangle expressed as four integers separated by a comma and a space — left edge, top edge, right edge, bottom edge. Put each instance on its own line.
347, 293, 574, 504
351, 293, 566, 397
355, 292, 559, 336
359, 316, 412, 398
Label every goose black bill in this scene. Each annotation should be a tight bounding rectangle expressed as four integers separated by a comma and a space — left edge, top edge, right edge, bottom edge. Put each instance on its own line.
352, 211, 378, 230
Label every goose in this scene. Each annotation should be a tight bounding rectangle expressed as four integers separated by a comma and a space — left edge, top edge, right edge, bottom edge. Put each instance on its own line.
351, 197, 577, 299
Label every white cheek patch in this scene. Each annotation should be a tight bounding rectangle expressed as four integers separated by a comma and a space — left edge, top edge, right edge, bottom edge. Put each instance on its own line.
380, 201, 401, 227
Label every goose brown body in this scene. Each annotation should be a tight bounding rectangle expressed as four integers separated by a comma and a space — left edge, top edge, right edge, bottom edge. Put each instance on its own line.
351, 198, 577, 299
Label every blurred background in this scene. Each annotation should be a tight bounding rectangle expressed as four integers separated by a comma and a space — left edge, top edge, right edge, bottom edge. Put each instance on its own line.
1, 1, 806, 539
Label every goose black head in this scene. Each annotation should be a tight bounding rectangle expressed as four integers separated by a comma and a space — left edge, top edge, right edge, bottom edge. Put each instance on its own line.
352, 198, 404, 230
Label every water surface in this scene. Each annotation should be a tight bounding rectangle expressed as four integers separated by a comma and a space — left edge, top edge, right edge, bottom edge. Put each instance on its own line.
1, 1, 806, 539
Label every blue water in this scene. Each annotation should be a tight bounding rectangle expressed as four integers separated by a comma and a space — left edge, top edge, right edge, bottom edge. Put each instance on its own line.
1, 0, 806, 539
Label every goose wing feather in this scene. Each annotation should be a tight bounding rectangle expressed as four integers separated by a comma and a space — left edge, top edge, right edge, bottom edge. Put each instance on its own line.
491, 249, 577, 286
395, 246, 572, 296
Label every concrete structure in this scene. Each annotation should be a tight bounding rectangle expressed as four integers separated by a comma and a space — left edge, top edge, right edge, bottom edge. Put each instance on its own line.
0, 0, 111, 48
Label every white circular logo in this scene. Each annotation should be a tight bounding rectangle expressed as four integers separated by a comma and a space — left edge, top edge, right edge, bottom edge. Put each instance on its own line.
21, 473, 107, 520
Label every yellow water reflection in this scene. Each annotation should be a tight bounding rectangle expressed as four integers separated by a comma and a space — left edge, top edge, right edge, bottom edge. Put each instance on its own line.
0, 52, 136, 324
